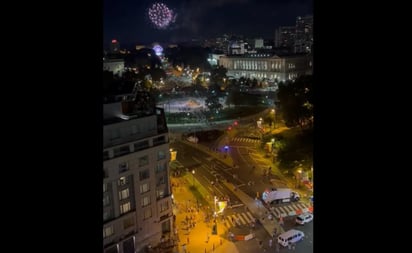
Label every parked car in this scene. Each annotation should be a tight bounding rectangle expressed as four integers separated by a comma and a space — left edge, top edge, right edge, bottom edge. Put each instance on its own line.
295, 213, 313, 225
277, 229, 305, 247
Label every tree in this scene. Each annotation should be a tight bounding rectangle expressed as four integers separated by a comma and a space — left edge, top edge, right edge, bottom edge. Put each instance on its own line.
205, 92, 223, 114
225, 91, 235, 109
211, 65, 227, 86
277, 75, 313, 129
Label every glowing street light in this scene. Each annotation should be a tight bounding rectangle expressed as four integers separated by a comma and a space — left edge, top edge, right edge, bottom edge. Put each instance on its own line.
192, 169, 195, 187
271, 108, 276, 128
296, 169, 302, 188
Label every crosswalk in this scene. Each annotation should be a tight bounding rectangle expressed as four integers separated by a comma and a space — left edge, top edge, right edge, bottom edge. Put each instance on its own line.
222, 203, 312, 228
231, 137, 260, 144
224, 211, 256, 228
269, 203, 312, 218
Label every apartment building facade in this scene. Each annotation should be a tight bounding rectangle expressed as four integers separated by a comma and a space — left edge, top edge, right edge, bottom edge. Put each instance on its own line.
103, 98, 173, 253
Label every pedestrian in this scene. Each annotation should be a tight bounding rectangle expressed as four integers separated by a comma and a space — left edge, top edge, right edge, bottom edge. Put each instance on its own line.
269, 239, 273, 248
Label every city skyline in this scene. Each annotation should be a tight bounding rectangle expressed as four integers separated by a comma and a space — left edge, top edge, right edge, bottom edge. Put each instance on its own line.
104, 0, 312, 46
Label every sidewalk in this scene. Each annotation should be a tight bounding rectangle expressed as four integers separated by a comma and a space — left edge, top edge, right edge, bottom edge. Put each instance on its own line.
171, 176, 240, 253
175, 133, 313, 240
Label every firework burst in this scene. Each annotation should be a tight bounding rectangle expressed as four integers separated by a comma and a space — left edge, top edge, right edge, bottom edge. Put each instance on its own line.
148, 2, 176, 29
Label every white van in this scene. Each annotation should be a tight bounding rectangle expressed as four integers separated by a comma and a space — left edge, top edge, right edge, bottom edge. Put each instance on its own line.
277, 229, 304, 247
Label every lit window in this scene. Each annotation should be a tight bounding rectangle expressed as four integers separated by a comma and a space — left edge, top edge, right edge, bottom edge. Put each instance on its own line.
156, 189, 165, 199
119, 188, 130, 200
103, 225, 114, 238
141, 196, 151, 207
118, 176, 127, 186
160, 202, 169, 212
120, 201, 131, 214
140, 183, 150, 193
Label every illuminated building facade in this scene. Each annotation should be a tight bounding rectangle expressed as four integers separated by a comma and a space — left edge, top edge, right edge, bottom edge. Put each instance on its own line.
103, 93, 173, 253
295, 15, 313, 53
274, 26, 296, 49
103, 58, 125, 77
219, 53, 312, 82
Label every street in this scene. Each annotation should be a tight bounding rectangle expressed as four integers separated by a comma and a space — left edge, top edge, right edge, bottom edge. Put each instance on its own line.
170, 137, 313, 253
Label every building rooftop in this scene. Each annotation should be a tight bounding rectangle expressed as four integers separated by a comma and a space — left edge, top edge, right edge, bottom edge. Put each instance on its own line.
103, 91, 157, 125
222, 52, 309, 58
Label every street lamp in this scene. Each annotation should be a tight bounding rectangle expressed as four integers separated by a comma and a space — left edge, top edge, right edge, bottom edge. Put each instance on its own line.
296, 169, 302, 188
271, 108, 276, 128
212, 196, 218, 235
192, 169, 195, 187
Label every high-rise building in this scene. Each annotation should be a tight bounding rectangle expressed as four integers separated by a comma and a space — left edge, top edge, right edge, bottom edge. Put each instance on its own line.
228, 41, 248, 55
294, 15, 313, 53
103, 90, 172, 253
274, 26, 296, 50
254, 38, 264, 49
110, 39, 120, 53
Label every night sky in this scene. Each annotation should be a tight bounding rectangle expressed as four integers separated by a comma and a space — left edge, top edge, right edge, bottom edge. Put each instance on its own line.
104, 0, 312, 47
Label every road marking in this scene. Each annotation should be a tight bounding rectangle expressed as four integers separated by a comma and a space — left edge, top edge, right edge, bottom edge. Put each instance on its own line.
270, 202, 312, 218
246, 212, 255, 221
284, 205, 294, 212
225, 212, 256, 228
237, 214, 247, 224
272, 209, 281, 218
297, 203, 308, 209
227, 215, 235, 226
241, 213, 251, 223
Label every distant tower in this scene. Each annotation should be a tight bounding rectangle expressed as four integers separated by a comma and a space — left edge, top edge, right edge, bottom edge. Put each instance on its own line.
274, 26, 295, 50
110, 39, 120, 53
294, 15, 313, 53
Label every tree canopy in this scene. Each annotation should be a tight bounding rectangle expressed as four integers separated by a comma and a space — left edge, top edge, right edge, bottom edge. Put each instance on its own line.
277, 75, 313, 129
